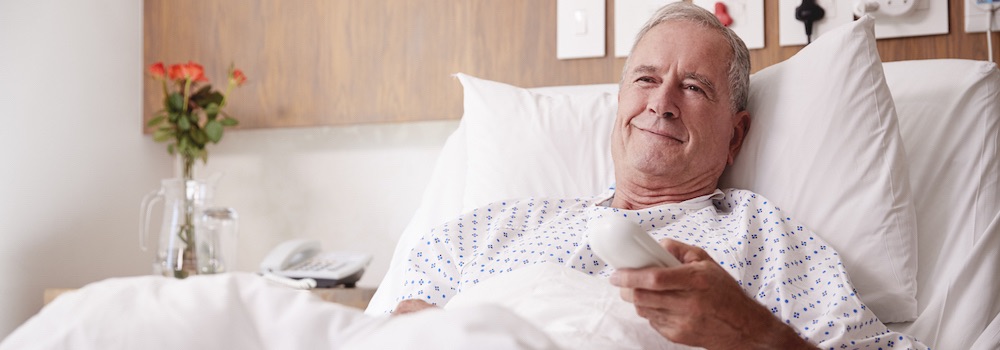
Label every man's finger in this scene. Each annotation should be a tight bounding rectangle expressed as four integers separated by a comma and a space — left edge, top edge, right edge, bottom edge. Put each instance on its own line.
660, 239, 713, 264
610, 265, 699, 290
629, 288, 694, 311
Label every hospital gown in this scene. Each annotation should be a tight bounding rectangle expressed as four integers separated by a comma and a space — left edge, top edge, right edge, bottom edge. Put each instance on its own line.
392, 188, 929, 349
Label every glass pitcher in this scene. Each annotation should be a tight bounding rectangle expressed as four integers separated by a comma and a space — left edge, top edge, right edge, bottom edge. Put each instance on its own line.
139, 178, 215, 278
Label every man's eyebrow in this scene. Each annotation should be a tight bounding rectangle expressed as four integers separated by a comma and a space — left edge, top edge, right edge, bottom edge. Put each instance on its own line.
630, 65, 659, 75
684, 72, 718, 97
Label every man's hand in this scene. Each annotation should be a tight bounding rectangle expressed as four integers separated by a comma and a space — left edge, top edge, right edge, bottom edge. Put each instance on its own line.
393, 299, 437, 316
610, 239, 816, 350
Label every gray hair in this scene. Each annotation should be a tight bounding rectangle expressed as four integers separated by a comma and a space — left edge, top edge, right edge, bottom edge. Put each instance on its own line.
621, 2, 751, 113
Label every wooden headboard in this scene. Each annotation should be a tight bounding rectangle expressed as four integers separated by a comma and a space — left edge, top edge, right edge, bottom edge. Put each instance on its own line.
144, 0, 999, 130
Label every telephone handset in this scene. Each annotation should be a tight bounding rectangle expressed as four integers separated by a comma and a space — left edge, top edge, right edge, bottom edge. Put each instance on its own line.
259, 238, 372, 288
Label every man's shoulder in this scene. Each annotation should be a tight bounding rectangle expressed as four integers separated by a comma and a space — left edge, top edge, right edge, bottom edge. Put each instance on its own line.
715, 188, 787, 213
717, 187, 762, 204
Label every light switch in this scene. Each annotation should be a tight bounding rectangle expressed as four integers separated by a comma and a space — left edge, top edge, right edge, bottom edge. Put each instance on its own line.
692, 0, 765, 50
575, 10, 588, 35
615, 0, 681, 57
557, 0, 605, 60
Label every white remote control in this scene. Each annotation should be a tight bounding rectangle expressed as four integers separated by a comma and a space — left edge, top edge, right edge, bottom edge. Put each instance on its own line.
587, 215, 682, 269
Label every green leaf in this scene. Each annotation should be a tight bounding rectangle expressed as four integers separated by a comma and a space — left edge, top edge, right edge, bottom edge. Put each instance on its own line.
167, 93, 184, 112
152, 128, 174, 142
205, 103, 220, 119
192, 85, 212, 98
205, 120, 223, 143
192, 89, 224, 108
198, 149, 208, 163
168, 112, 179, 123
191, 129, 208, 146
221, 117, 239, 126
177, 115, 191, 130
146, 115, 165, 127
167, 144, 175, 155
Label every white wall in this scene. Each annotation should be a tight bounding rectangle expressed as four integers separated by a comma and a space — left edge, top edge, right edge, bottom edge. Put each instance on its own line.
0, 0, 455, 339
197, 122, 456, 289
0, 0, 170, 338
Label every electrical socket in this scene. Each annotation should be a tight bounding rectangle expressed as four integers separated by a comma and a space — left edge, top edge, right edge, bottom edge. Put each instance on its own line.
875, 0, 917, 16
966, 0, 1000, 33
778, 0, 855, 46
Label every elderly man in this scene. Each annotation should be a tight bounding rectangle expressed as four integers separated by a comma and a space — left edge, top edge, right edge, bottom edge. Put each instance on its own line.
390, 3, 926, 349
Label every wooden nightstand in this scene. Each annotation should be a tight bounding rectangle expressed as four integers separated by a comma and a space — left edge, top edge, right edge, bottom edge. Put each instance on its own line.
310, 287, 377, 310
44, 286, 377, 310
43, 288, 76, 305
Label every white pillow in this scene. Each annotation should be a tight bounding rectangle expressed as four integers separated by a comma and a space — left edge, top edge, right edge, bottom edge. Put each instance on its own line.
719, 16, 918, 322
366, 123, 467, 315
882, 60, 1000, 311
458, 74, 618, 211
366, 81, 619, 315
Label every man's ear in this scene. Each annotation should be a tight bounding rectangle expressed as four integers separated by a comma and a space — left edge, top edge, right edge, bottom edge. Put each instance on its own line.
727, 111, 751, 166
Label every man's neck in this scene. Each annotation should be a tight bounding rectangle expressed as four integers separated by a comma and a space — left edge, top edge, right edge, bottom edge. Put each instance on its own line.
610, 181, 718, 210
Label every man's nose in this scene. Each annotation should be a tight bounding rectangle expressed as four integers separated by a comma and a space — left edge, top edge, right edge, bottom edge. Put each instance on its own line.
647, 86, 679, 119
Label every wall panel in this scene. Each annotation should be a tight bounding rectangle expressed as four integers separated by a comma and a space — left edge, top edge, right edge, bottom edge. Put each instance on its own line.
144, 0, 999, 130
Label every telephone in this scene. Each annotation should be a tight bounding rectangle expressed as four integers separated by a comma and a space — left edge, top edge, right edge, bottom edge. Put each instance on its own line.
259, 238, 372, 288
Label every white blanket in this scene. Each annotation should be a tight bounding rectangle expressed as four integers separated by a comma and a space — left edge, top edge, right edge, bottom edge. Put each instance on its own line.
0, 273, 558, 350
3, 266, 699, 349
446, 263, 697, 349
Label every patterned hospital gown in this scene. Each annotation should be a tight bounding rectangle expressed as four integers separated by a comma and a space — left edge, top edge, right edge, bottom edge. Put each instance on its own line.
393, 188, 929, 349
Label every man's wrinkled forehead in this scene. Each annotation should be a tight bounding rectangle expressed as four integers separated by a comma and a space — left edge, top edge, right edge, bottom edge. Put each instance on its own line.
629, 22, 731, 79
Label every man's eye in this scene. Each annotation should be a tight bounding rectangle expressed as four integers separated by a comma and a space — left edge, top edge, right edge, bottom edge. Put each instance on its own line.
685, 85, 704, 93
636, 77, 656, 84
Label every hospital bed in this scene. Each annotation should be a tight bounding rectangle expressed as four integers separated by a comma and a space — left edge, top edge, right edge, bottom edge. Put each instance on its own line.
3, 16, 998, 350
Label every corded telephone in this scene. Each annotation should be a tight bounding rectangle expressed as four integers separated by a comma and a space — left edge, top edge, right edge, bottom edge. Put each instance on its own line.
259, 238, 372, 288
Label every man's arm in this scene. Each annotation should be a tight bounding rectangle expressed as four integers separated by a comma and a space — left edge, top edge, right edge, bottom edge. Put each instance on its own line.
385, 222, 466, 314
610, 239, 817, 350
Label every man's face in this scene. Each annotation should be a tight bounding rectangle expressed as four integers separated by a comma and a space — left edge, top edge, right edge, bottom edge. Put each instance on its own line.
613, 20, 747, 191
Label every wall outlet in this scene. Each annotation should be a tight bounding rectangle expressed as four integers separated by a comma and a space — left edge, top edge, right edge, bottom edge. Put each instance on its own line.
867, 0, 947, 40
875, 0, 918, 16
966, 0, 1000, 33
778, 0, 855, 46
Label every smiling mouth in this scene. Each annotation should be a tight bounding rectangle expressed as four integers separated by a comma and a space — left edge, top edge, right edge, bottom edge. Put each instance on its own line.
631, 123, 685, 143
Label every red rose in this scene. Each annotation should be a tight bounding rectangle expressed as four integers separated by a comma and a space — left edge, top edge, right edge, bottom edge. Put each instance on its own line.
149, 62, 165, 80
230, 69, 247, 86
168, 61, 208, 82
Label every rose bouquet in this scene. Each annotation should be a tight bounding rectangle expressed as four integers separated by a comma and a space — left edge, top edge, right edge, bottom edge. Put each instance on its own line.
145, 61, 246, 278
147, 61, 245, 179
